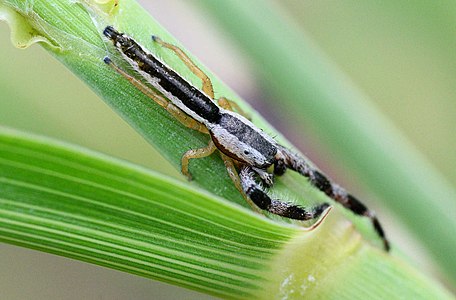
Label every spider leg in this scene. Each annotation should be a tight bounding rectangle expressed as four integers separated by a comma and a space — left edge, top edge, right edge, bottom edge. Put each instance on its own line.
152, 35, 214, 99
104, 57, 208, 134
181, 140, 217, 181
239, 166, 330, 221
276, 146, 390, 251
217, 97, 251, 119
150, 38, 249, 118
251, 167, 274, 187
166, 104, 208, 134
219, 154, 263, 214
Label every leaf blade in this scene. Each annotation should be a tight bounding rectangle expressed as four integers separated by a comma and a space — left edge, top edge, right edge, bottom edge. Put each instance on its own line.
0, 127, 296, 298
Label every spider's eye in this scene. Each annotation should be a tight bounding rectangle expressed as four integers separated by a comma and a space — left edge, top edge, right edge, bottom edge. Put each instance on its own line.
244, 150, 250, 155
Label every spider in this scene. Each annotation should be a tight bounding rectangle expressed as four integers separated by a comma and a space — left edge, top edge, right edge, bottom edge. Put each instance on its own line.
103, 26, 389, 251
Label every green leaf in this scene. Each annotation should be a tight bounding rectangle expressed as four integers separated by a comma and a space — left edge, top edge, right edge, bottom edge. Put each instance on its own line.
0, 127, 452, 299
0, 127, 294, 298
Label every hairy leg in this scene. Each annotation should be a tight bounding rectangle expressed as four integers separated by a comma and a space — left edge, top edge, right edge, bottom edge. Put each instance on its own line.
239, 166, 330, 221
152, 35, 214, 99
181, 140, 217, 180
217, 97, 251, 119
276, 146, 390, 251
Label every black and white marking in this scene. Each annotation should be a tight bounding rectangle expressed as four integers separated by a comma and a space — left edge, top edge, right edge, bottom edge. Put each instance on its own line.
103, 26, 390, 251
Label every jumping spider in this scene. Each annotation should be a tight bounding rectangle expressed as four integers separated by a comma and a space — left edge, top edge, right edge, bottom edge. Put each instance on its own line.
103, 26, 389, 251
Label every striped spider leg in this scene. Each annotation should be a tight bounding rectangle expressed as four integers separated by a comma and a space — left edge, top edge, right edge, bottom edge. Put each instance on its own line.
103, 26, 389, 250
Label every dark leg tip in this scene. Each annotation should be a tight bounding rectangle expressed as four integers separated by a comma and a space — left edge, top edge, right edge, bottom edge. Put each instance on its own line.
151, 35, 162, 43
314, 203, 331, 216
383, 238, 391, 252
103, 56, 112, 64
103, 26, 117, 38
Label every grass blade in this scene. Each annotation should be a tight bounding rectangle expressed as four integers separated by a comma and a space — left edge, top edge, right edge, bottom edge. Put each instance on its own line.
0, 127, 295, 298
0, 127, 453, 299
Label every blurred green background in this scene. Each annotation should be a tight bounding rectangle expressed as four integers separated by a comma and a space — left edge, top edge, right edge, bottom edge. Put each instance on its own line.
1, 0, 455, 298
